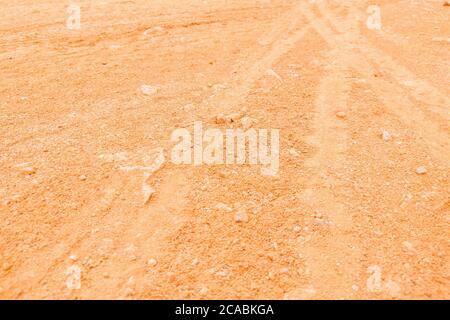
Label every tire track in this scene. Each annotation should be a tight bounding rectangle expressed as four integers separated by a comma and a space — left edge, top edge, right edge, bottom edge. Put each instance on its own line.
199, 2, 318, 116
285, 45, 358, 298
316, 2, 450, 120
300, 3, 449, 161
286, 1, 449, 298
2, 2, 320, 298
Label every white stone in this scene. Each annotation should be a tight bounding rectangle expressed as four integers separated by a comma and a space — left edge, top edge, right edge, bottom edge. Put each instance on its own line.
381, 130, 392, 141
142, 183, 155, 204
289, 148, 300, 156
147, 258, 157, 266
402, 241, 416, 254
215, 270, 228, 277
141, 85, 158, 96
415, 166, 427, 175
336, 111, 346, 119
215, 202, 232, 212
280, 267, 289, 274
143, 26, 165, 36
234, 208, 248, 223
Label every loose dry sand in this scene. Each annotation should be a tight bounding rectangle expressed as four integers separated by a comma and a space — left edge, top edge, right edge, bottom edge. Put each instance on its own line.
0, 0, 449, 299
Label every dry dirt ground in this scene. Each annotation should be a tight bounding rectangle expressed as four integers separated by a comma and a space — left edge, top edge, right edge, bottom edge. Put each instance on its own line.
0, 0, 449, 299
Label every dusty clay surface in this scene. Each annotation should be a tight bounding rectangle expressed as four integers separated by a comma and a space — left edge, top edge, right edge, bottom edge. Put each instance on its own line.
0, 0, 449, 299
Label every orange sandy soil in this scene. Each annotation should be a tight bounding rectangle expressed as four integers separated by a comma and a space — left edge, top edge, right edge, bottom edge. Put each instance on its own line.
0, 0, 449, 299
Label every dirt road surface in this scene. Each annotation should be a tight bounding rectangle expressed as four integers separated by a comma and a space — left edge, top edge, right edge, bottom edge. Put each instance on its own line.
0, 0, 449, 299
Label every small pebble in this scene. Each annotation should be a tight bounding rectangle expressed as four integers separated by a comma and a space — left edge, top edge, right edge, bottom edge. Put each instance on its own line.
402, 241, 416, 254
289, 148, 300, 156
336, 111, 346, 119
79, 175, 87, 181
147, 258, 157, 266
215, 202, 232, 212
381, 130, 391, 141
280, 267, 289, 274
20, 167, 36, 175
215, 270, 228, 277
142, 184, 155, 204
141, 85, 158, 96
234, 208, 248, 223
415, 166, 427, 175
